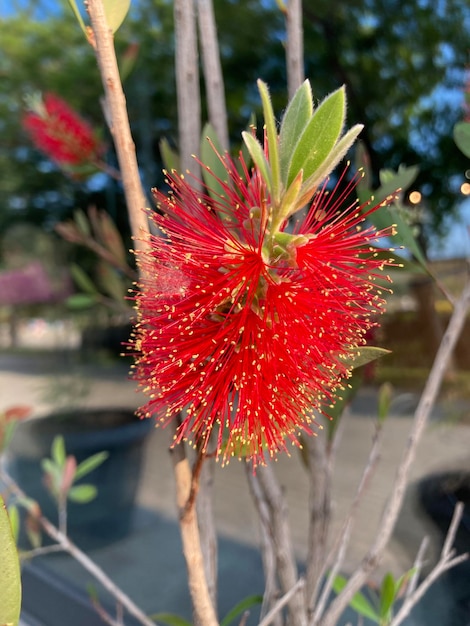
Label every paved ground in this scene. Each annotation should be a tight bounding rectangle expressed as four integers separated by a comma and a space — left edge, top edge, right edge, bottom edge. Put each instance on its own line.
2, 349, 470, 623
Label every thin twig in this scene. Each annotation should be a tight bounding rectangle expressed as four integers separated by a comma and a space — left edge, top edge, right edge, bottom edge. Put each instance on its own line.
2, 469, 157, 626
250, 462, 307, 626
257, 578, 305, 626
285, 0, 304, 98
174, 0, 201, 178
197, 0, 229, 151
86, 0, 150, 250
245, 463, 282, 625
196, 452, 218, 609
310, 423, 383, 625
405, 535, 429, 600
390, 503, 468, 626
321, 279, 470, 626
170, 441, 219, 626
305, 433, 332, 612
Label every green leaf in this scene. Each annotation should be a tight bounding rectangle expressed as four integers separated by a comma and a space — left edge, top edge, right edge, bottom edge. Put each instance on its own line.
67, 484, 98, 504
368, 202, 427, 268
379, 572, 397, 621
200, 123, 229, 203
74, 451, 109, 481
73, 208, 91, 238
66, 293, 99, 310
220, 594, 263, 626
0, 495, 21, 626
52, 435, 66, 468
160, 138, 181, 172
7, 505, 19, 546
291, 124, 363, 215
454, 121, 470, 158
70, 263, 100, 296
340, 346, 391, 369
102, 0, 131, 33
377, 382, 393, 424
325, 368, 364, 441
279, 80, 313, 184
148, 613, 192, 626
258, 80, 281, 203
97, 261, 126, 302
287, 86, 346, 188
332, 575, 380, 622
66, 0, 87, 36
241, 131, 272, 193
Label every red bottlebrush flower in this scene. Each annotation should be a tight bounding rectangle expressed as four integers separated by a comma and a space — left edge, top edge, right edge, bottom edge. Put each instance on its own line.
23, 93, 104, 168
132, 155, 393, 466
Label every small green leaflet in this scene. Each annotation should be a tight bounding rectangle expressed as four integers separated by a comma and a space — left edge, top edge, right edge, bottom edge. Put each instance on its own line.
0, 496, 21, 626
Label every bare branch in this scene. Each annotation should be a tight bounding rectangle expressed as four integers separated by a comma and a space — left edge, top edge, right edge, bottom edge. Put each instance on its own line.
321, 280, 470, 626
248, 462, 307, 626
405, 536, 430, 600
197, 453, 218, 608
285, 0, 304, 97
305, 433, 332, 612
2, 468, 156, 626
171, 441, 219, 626
174, 0, 201, 177
390, 503, 468, 626
310, 423, 383, 625
245, 464, 282, 624
86, 0, 150, 250
258, 578, 305, 626
197, 0, 229, 151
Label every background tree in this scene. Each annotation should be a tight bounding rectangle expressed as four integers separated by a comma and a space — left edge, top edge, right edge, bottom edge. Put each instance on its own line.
1, 0, 469, 249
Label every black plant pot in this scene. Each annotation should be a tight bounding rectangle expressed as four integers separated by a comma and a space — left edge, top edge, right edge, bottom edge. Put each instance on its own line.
6, 408, 153, 550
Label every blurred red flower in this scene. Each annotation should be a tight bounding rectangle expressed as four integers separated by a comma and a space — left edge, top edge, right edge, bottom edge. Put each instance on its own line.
133, 154, 393, 466
23, 93, 104, 168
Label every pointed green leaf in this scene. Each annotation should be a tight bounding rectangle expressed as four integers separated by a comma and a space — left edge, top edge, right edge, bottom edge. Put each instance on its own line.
291, 124, 363, 215
377, 382, 393, 424
160, 138, 181, 172
74, 451, 109, 481
66, 293, 99, 310
279, 80, 313, 183
102, 0, 131, 33
287, 86, 346, 187
70, 263, 100, 296
200, 123, 230, 203
52, 435, 66, 468
332, 575, 380, 622
67, 0, 87, 35
367, 202, 427, 268
68, 484, 98, 504
0, 496, 21, 626
454, 121, 470, 158
377, 165, 420, 204
379, 572, 397, 620
242, 131, 272, 193
74, 208, 91, 238
258, 80, 281, 202
341, 346, 391, 370
7, 505, 19, 546
220, 594, 263, 626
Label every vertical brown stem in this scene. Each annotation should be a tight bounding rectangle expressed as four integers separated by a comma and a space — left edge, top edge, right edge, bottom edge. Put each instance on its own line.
197, 0, 230, 151
172, 443, 219, 626
86, 0, 150, 249
305, 434, 333, 612
285, 0, 304, 98
249, 463, 307, 626
174, 0, 201, 177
